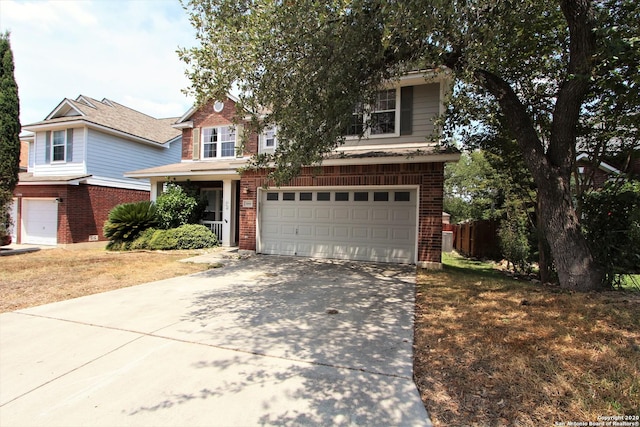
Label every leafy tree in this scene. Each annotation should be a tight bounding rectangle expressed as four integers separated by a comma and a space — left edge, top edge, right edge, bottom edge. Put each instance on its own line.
0, 32, 21, 242
444, 151, 503, 223
179, 0, 639, 291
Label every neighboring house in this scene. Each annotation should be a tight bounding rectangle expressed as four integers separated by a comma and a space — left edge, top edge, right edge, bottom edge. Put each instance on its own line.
19, 135, 32, 172
127, 71, 460, 268
11, 95, 182, 245
575, 153, 623, 190
575, 152, 640, 191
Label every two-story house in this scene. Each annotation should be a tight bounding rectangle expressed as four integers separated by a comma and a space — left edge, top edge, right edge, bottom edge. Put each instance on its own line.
12, 96, 182, 246
127, 71, 459, 268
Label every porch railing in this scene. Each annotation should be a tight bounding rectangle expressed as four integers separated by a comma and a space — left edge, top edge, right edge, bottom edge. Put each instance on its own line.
200, 220, 223, 242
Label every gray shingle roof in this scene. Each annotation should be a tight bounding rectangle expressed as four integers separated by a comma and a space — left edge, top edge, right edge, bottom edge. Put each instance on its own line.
24, 96, 181, 144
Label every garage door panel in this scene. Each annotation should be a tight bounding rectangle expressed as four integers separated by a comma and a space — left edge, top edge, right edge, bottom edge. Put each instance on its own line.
352, 227, 368, 239
352, 208, 369, 221
371, 228, 389, 239
298, 208, 313, 219
281, 207, 296, 218
392, 228, 412, 240
297, 225, 313, 237
333, 226, 350, 239
393, 210, 412, 222
372, 209, 390, 221
333, 208, 350, 220
315, 208, 331, 220
280, 224, 297, 236
260, 189, 416, 264
315, 226, 331, 237
263, 206, 281, 218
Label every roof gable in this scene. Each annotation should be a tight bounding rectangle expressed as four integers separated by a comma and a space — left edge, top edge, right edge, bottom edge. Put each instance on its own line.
174, 93, 240, 126
46, 99, 86, 120
27, 95, 181, 145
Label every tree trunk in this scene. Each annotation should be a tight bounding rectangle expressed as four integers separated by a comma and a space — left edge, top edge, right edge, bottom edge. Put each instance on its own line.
536, 193, 553, 284
536, 173, 603, 291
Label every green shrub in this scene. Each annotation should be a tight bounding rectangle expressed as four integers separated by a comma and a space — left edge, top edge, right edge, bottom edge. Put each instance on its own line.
170, 224, 219, 249
498, 206, 532, 275
155, 183, 206, 229
130, 228, 157, 250
103, 201, 157, 247
581, 181, 640, 288
105, 240, 132, 251
131, 224, 219, 250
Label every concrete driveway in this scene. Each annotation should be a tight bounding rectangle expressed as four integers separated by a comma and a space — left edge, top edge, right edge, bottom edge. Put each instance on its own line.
0, 255, 431, 426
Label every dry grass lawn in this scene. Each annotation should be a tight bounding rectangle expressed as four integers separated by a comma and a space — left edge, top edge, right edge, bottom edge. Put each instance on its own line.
0, 247, 215, 313
415, 253, 640, 426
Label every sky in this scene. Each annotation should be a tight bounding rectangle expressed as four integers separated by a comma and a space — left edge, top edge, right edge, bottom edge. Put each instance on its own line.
0, 0, 197, 126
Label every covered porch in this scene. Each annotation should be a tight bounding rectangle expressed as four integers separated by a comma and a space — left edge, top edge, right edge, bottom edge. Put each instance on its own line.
125, 161, 244, 247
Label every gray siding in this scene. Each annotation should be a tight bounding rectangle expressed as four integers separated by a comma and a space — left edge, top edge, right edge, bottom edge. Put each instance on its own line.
343, 82, 441, 147
86, 129, 181, 184
32, 128, 86, 176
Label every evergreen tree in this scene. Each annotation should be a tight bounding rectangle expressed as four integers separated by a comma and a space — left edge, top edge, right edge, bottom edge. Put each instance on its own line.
0, 32, 21, 240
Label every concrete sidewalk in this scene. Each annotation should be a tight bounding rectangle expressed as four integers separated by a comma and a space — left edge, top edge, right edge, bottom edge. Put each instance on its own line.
0, 255, 431, 426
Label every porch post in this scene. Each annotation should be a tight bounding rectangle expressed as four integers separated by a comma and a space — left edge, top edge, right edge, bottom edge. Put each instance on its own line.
222, 179, 232, 246
150, 179, 163, 202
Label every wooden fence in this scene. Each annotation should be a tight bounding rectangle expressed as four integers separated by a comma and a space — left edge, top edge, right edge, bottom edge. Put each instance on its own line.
448, 219, 501, 260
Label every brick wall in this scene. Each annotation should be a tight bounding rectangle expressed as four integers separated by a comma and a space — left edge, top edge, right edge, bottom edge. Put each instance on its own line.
181, 98, 259, 160
239, 162, 445, 266
13, 184, 148, 244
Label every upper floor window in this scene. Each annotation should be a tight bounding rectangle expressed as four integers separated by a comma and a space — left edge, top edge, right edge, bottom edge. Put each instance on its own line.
45, 129, 73, 163
202, 126, 236, 159
262, 127, 277, 149
52, 130, 66, 162
371, 89, 397, 135
345, 88, 399, 137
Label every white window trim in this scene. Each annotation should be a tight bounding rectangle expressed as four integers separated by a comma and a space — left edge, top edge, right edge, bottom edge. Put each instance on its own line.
202, 126, 236, 159
261, 127, 278, 150
346, 88, 401, 140
51, 129, 67, 163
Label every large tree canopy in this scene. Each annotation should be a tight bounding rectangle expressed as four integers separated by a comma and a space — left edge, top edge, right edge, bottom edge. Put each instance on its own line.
179, 0, 639, 291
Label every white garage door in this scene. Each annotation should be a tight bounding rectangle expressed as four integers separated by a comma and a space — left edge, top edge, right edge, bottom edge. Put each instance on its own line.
22, 198, 58, 245
259, 188, 417, 263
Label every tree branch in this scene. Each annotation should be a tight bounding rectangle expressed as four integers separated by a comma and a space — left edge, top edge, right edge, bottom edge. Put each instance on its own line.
474, 69, 550, 182
549, 0, 596, 170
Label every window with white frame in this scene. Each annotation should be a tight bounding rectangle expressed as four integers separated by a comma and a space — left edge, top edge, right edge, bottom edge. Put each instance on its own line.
262, 127, 277, 149
346, 103, 364, 136
370, 89, 397, 135
202, 126, 236, 159
345, 88, 398, 137
52, 130, 66, 162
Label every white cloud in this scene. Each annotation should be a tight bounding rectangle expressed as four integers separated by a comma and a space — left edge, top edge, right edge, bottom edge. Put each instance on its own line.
0, 0, 196, 124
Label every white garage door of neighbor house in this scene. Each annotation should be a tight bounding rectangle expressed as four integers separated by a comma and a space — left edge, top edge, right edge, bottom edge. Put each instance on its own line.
22, 198, 58, 245
259, 188, 417, 264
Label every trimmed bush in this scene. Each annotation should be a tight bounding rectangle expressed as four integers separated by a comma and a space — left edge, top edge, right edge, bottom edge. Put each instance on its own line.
103, 201, 158, 248
129, 228, 157, 250
131, 224, 219, 250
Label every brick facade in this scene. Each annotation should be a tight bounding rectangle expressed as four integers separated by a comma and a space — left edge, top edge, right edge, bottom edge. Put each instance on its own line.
239, 162, 445, 266
13, 184, 148, 244
182, 98, 258, 159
